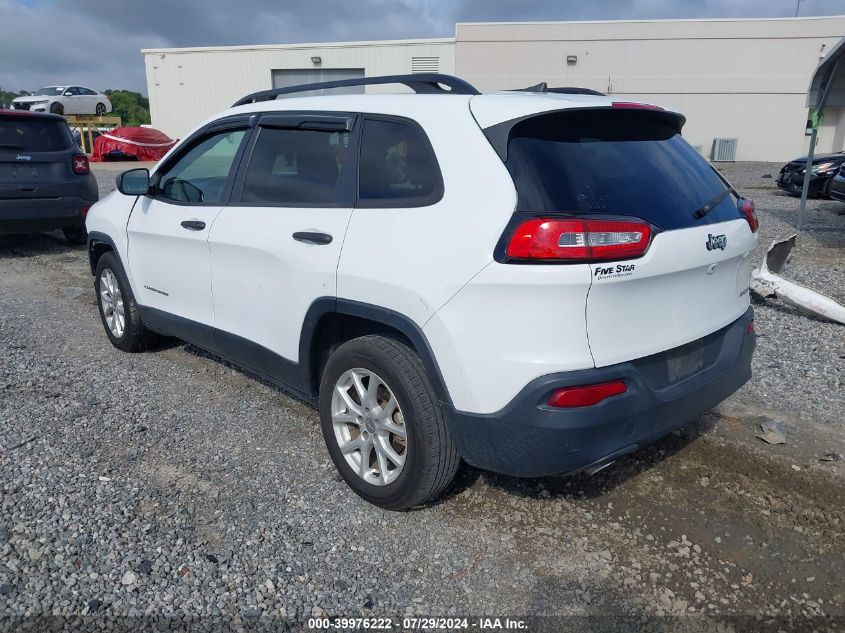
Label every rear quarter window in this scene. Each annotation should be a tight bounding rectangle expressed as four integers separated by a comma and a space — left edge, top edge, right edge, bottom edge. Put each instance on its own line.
357, 118, 443, 207
0, 117, 73, 152
501, 109, 740, 231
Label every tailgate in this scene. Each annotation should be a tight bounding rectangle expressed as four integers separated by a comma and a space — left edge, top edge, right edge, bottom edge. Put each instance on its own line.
587, 219, 754, 367
0, 114, 74, 200
483, 104, 759, 369
0, 155, 70, 200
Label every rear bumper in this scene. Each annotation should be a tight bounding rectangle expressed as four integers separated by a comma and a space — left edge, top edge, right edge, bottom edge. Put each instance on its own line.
0, 196, 95, 234
447, 307, 755, 477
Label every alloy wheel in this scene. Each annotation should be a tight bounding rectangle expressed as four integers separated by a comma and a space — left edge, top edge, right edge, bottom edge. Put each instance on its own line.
331, 368, 407, 486
99, 268, 125, 338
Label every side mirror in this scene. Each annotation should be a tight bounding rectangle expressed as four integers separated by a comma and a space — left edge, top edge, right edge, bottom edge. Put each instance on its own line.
116, 168, 151, 196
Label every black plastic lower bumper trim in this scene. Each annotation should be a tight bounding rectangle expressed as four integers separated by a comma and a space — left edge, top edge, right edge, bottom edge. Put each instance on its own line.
446, 307, 755, 477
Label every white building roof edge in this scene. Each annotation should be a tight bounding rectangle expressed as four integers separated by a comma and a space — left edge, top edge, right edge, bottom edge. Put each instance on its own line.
142, 37, 455, 55
455, 15, 845, 27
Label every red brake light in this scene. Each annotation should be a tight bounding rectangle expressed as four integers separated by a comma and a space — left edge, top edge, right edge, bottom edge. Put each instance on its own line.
548, 380, 627, 408
612, 101, 665, 111
506, 218, 653, 262
72, 154, 90, 175
738, 198, 758, 233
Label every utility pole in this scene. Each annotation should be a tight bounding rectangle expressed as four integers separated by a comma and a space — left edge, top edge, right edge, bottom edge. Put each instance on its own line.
795, 0, 805, 17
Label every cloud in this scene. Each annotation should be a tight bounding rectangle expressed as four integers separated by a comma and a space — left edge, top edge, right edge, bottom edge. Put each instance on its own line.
1, 0, 842, 94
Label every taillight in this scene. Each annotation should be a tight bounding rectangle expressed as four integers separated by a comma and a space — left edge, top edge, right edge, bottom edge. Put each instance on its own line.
81, 206, 90, 216
548, 380, 627, 408
72, 154, 90, 175
738, 198, 758, 233
506, 218, 653, 262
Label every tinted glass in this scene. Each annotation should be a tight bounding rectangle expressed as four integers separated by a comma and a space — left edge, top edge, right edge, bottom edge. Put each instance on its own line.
240, 127, 349, 205
358, 119, 441, 205
504, 109, 740, 230
0, 118, 73, 151
34, 87, 64, 96
158, 129, 246, 204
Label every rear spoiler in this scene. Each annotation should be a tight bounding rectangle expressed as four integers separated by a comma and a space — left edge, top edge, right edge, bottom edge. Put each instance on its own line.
482, 105, 686, 162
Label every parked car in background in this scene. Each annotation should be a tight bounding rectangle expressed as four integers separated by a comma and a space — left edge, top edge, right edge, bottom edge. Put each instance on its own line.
828, 163, 845, 204
777, 151, 845, 198
11, 86, 112, 116
0, 111, 98, 244
85, 74, 758, 510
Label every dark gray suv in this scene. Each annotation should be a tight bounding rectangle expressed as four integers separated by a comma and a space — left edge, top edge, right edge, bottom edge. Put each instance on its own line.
0, 110, 98, 244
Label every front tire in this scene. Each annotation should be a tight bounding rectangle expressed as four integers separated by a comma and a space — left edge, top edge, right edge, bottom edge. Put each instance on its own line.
94, 252, 154, 352
821, 176, 834, 199
319, 335, 460, 511
50, 102, 63, 115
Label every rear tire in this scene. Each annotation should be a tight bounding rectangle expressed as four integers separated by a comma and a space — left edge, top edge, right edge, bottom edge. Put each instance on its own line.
319, 335, 460, 511
94, 252, 155, 353
63, 226, 87, 245
50, 102, 63, 115
95, 103, 106, 116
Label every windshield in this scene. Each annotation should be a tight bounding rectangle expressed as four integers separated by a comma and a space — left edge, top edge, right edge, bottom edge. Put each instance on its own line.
502, 109, 740, 231
33, 87, 65, 96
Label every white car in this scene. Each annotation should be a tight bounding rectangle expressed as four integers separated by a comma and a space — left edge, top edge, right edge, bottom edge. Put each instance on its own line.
85, 74, 758, 510
12, 86, 112, 116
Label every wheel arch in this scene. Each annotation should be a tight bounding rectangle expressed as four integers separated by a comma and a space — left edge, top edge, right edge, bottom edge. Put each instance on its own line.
87, 231, 119, 275
303, 298, 453, 406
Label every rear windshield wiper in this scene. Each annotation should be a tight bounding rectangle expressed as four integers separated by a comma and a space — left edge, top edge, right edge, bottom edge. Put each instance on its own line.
0, 144, 23, 149
692, 187, 733, 220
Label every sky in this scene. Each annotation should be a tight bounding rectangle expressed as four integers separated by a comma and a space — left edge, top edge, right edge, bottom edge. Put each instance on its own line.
1, 0, 843, 95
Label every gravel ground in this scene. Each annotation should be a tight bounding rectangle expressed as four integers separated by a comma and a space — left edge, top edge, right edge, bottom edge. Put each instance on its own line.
717, 162, 845, 429
0, 162, 843, 631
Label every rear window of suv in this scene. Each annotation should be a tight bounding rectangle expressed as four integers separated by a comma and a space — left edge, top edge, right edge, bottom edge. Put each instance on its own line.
502, 109, 740, 231
0, 117, 73, 152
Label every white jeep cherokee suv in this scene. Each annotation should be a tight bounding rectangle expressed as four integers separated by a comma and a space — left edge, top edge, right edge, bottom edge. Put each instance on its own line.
86, 74, 758, 510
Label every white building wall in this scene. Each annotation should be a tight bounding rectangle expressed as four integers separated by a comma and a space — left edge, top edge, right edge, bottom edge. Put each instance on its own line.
143, 39, 455, 139
455, 17, 845, 161
144, 18, 845, 162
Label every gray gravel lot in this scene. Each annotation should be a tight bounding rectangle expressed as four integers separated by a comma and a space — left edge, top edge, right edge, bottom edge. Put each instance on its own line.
718, 162, 845, 428
0, 162, 843, 631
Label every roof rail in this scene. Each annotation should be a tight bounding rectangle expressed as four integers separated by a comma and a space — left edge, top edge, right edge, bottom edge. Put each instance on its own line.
233, 73, 480, 106
513, 82, 606, 97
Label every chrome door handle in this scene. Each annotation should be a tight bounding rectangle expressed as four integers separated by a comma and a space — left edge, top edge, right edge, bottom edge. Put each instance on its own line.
292, 231, 332, 245
180, 220, 206, 231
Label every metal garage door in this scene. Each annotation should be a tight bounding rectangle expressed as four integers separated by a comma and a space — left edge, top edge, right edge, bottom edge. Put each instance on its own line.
271, 69, 365, 97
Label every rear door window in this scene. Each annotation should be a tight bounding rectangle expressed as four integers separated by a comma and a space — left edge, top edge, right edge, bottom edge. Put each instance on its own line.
238, 126, 350, 205
0, 117, 73, 152
357, 118, 442, 207
501, 109, 740, 230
